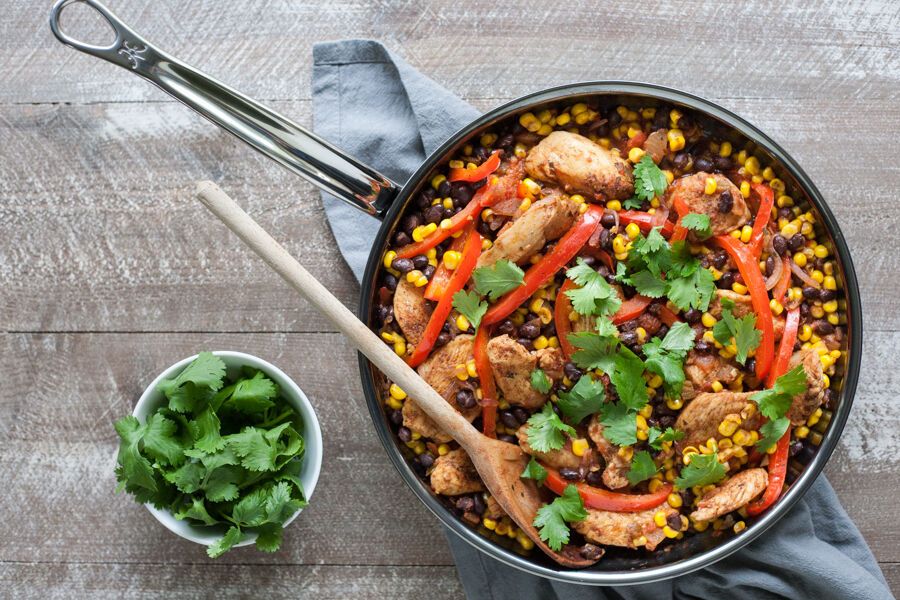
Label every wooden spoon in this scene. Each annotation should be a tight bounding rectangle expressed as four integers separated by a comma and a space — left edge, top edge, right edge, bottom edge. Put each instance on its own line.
196, 181, 596, 568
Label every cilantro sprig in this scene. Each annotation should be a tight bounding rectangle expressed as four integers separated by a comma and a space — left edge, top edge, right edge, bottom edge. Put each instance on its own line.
681, 213, 712, 239
557, 374, 606, 424
712, 298, 761, 365
627, 450, 659, 486
648, 426, 684, 451
114, 353, 308, 557
642, 322, 696, 399
533, 484, 588, 551
520, 457, 548, 484
472, 259, 525, 301
565, 258, 622, 317
526, 403, 576, 453
530, 368, 552, 394
632, 155, 669, 203
750, 364, 808, 451
452, 290, 488, 329
675, 452, 726, 489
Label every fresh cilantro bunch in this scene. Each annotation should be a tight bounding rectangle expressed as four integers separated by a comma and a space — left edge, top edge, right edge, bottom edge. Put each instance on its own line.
114, 352, 308, 558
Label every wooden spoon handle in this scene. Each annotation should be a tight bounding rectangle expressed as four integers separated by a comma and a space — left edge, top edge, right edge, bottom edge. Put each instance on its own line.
196, 181, 481, 448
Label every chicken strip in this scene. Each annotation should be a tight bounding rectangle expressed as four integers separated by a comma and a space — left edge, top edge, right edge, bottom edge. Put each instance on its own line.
682, 350, 740, 400
587, 415, 631, 490
516, 424, 581, 470
574, 505, 680, 551
525, 131, 634, 200
430, 448, 485, 496
785, 348, 825, 425
690, 468, 768, 521
667, 172, 750, 239
486, 335, 550, 409
675, 391, 761, 451
535, 347, 566, 380
403, 335, 479, 442
393, 279, 431, 346
476, 193, 579, 269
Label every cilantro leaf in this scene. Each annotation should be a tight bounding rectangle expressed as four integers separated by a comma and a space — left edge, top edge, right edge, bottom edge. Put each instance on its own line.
632, 155, 668, 202
233, 487, 270, 526
142, 413, 186, 467
568, 329, 647, 411
228, 427, 278, 472
190, 406, 226, 453
520, 457, 548, 484
629, 270, 668, 298
255, 523, 284, 553
452, 290, 488, 329
222, 371, 278, 413
623, 197, 644, 209
756, 416, 791, 452
526, 403, 576, 453
648, 426, 684, 451
557, 375, 606, 424
473, 259, 525, 301
158, 351, 226, 393
712, 298, 761, 365
598, 402, 637, 446
667, 264, 716, 312
174, 496, 218, 526
681, 213, 711, 239
533, 484, 588, 551
675, 453, 726, 489
565, 258, 622, 317
164, 461, 205, 494
530, 368, 552, 394
642, 322, 695, 399
750, 364, 808, 420
114, 416, 156, 491
207, 526, 243, 558
204, 465, 244, 502
627, 450, 659, 485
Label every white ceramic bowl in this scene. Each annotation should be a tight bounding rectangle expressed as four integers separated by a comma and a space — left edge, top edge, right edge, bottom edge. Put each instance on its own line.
132, 350, 323, 549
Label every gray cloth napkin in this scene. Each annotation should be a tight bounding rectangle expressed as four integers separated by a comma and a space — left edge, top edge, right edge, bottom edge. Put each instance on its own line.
311, 39, 893, 600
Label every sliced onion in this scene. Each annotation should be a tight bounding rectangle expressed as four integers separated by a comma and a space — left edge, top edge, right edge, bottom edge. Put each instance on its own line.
606, 208, 620, 233
764, 239, 783, 290
790, 260, 820, 288
651, 204, 670, 229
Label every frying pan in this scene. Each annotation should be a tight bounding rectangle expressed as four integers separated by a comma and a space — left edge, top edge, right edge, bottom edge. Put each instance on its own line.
50, 0, 862, 585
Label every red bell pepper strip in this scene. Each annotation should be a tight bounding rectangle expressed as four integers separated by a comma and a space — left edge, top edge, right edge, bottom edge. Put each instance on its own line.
483, 206, 604, 326
473, 325, 498, 438
448, 150, 501, 183
554, 280, 577, 359
712, 234, 775, 381
406, 227, 482, 367
624, 130, 647, 152
395, 185, 492, 259
748, 183, 775, 258
772, 255, 792, 306
619, 211, 675, 238
423, 230, 468, 301
543, 468, 672, 512
612, 295, 653, 325
658, 304, 681, 327
669, 193, 689, 243
746, 307, 800, 516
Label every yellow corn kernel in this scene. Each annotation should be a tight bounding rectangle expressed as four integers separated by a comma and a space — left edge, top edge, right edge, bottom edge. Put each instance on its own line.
571, 438, 590, 457
667, 397, 684, 411
405, 270, 423, 284
518, 197, 532, 212
389, 384, 407, 401
628, 147, 646, 163
737, 180, 750, 198
456, 314, 471, 332
711, 380, 724, 393
624, 222, 642, 240
442, 250, 463, 271
701, 312, 717, 328
632, 535, 648, 548
431, 174, 447, 190
537, 306, 553, 325
516, 530, 535, 550
807, 407, 823, 427
648, 478, 664, 493
730, 229, 742, 239
761, 166, 775, 181
823, 275, 837, 291
663, 525, 679, 539
569, 194, 587, 206
669, 109, 682, 126
744, 156, 760, 175
667, 493, 683, 508
810, 305, 825, 319
532, 335, 549, 351
732, 282, 749, 295
383, 250, 398, 269
732, 429, 751, 446
612, 235, 629, 255
734, 520, 747, 534
465, 359, 478, 379
770, 299, 784, 316
436, 444, 450, 457
704, 177, 718, 195
385, 396, 403, 410
781, 221, 799, 237
394, 340, 406, 356
795, 425, 810, 439
718, 141, 732, 157
482, 517, 497, 531
647, 375, 663, 390
823, 300, 838, 313
635, 327, 648, 344
668, 129, 686, 151
798, 324, 812, 342
717, 416, 740, 438
448, 159, 464, 170
654, 510, 668, 527
607, 199, 622, 211
739, 225, 753, 243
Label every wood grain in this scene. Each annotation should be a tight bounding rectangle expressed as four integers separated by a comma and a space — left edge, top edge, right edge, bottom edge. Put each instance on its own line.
4, 0, 900, 596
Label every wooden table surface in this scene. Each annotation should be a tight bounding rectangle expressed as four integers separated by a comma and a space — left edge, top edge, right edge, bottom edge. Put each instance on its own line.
2, 1, 899, 597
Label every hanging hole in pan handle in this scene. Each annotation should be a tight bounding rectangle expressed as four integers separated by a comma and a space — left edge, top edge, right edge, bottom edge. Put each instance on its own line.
49, 0, 155, 72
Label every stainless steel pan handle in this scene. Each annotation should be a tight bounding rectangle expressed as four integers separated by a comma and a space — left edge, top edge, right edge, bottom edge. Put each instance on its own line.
49, 0, 398, 217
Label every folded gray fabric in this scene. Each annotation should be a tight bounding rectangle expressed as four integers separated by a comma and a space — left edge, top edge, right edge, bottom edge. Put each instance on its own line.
311, 39, 893, 600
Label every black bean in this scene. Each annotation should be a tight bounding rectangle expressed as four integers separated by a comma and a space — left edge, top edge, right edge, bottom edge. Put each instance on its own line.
744, 357, 757, 374
711, 250, 728, 269
437, 180, 452, 197
819, 289, 837, 302
393, 231, 411, 246
418, 453, 435, 468
497, 319, 516, 336
765, 255, 776, 276
500, 410, 520, 429
541, 321, 557, 338
799, 303, 810, 319
402, 214, 422, 234
813, 320, 835, 335
581, 544, 605, 561
772, 234, 788, 255
598, 228, 612, 250
714, 156, 733, 171
456, 496, 475, 512
518, 321, 541, 339
517, 338, 533, 350
789, 440, 803, 457
680, 489, 695, 507
435, 332, 452, 348
789, 234, 805, 252
423, 204, 444, 224
423, 265, 435, 279
682, 308, 700, 324
563, 362, 583, 381
473, 146, 490, 162
656, 324, 669, 339
694, 340, 711, 353
718, 271, 736, 289
666, 513, 683, 531
718, 190, 734, 213
601, 212, 617, 228
672, 152, 691, 171
802, 287, 820, 301
695, 157, 714, 172
619, 330, 638, 347
456, 388, 476, 409
824, 389, 837, 411
658, 415, 676, 429
586, 470, 603, 486
412, 255, 429, 270
497, 133, 515, 150
512, 408, 529, 424
389, 409, 403, 425
559, 468, 583, 481
498, 434, 517, 444
397, 427, 412, 443
797, 445, 816, 464
608, 112, 623, 127
383, 274, 398, 291
391, 257, 414, 273
472, 494, 486, 515
450, 183, 473, 205
477, 219, 493, 236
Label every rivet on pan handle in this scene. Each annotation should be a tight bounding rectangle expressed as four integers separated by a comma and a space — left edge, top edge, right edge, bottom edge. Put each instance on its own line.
49, 0, 399, 218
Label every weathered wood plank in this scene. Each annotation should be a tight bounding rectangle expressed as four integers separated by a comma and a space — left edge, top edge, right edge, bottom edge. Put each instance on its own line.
1, 331, 898, 565
2, 98, 898, 332
0, 563, 464, 599
5, 0, 899, 104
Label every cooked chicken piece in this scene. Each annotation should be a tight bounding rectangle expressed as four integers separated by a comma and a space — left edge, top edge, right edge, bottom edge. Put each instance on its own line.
574, 505, 679, 551
535, 347, 566, 380
516, 424, 581, 470
476, 193, 579, 268
667, 172, 750, 240
484, 495, 507, 520
820, 328, 844, 351
403, 335, 480, 442
486, 335, 547, 409
525, 131, 634, 200
690, 468, 768, 522
587, 415, 631, 490
393, 279, 431, 346
786, 348, 825, 425
675, 391, 761, 451
682, 350, 740, 400
430, 448, 485, 496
